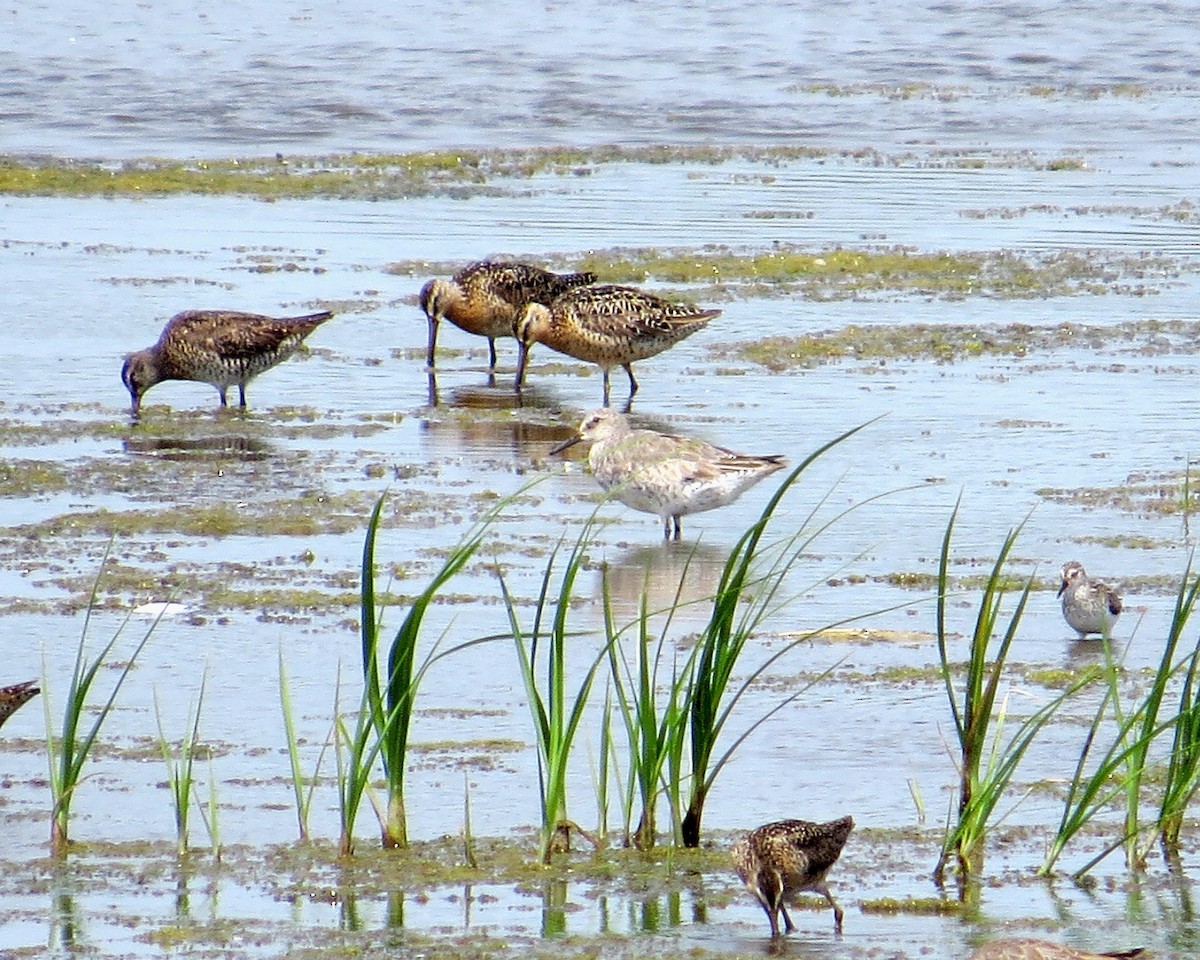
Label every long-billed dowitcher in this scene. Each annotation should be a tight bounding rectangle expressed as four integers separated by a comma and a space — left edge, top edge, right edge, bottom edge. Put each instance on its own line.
1058, 560, 1123, 638
968, 939, 1146, 960
515, 284, 720, 405
0, 680, 40, 731
732, 816, 854, 936
420, 261, 596, 371
551, 408, 785, 539
122, 309, 333, 415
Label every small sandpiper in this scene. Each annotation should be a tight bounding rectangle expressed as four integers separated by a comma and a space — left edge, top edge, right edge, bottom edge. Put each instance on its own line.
122, 309, 333, 415
515, 284, 719, 405
419, 261, 596, 372
551, 408, 785, 539
1058, 561, 1123, 638
0, 680, 40, 731
969, 939, 1146, 960
732, 816, 854, 937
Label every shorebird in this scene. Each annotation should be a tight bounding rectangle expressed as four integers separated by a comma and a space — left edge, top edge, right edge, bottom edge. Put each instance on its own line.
0, 680, 40, 731
122, 309, 333, 415
1058, 561, 1123, 638
551, 408, 785, 539
515, 284, 720, 405
732, 816, 854, 937
968, 939, 1146, 960
419, 261, 596, 371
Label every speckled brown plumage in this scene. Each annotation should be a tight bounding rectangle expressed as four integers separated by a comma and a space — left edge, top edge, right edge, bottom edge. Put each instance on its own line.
121, 309, 333, 414
420, 261, 596, 370
514, 284, 720, 405
0, 680, 39, 731
968, 939, 1147, 960
732, 816, 853, 937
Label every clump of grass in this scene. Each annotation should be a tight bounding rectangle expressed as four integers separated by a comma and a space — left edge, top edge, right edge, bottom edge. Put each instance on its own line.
1159, 564, 1200, 856
680, 421, 874, 847
341, 493, 500, 853
279, 650, 330, 843
933, 506, 1088, 885
1042, 559, 1200, 877
603, 559, 696, 849
499, 519, 610, 864
154, 670, 207, 856
45, 547, 161, 857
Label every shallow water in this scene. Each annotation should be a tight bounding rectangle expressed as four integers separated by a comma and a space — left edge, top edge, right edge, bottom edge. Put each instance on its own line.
4, 1, 1200, 958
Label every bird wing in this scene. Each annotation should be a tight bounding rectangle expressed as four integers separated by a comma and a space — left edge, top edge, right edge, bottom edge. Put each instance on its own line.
167, 311, 323, 360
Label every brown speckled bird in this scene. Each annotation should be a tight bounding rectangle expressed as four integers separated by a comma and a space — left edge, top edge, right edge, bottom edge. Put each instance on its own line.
0, 680, 40, 731
968, 939, 1146, 960
732, 816, 854, 937
514, 284, 720, 405
419, 261, 596, 371
121, 309, 333, 415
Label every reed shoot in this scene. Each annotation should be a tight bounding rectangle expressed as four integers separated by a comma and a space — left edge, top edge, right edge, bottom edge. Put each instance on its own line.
359, 492, 496, 849
603, 557, 695, 850
1160, 565, 1200, 855
279, 650, 329, 843
45, 550, 160, 857
681, 420, 873, 847
153, 670, 207, 855
500, 522, 611, 863
933, 506, 1082, 885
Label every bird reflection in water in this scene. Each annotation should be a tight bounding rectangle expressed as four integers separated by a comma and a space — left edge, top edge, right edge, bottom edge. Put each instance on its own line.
596, 540, 729, 631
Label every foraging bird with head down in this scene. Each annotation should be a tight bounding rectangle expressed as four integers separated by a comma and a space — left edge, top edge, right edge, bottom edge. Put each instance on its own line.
0, 680, 40, 731
968, 939, 1146, 960
732, 816, 854, 937
121, 309, 333, 415
515, 284, 719, 405
419, 260, 596, 372
1058, 560, 1123, 638
551, 408, 785, 539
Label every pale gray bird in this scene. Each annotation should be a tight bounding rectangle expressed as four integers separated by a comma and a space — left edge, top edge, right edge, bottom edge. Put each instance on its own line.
551, 408, 785, 539
1058, 561, 1123, 638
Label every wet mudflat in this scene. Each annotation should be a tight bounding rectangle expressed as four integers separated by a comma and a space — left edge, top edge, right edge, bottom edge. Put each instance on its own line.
5, 2, 1200, 958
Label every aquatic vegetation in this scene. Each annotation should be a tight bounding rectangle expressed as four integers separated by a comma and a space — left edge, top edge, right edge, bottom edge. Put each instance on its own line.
1040, 560, 1200, 877
348, 494, 501, 852
680, 421, 873, 847
499, 518, 611, 864
279, 651, 329, 843
153, 670, 207, 855
603, 554, 698, 849
0, 458, 69, 495
933, 507, 1091, 886
718, 318, 1200, 373
0, 146, 832, 200
45, 547, 161, 857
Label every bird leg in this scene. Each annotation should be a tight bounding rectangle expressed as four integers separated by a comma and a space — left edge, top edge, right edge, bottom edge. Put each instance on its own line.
238, 384, 248, 408
487, 337, 498, 371
758, 898, 781, 938
815, 883, 844, 931
601, 369, 611, 406
623, 362, 638, 397
779, 903, 796, 934
672, 516, 682, 540
217, 387, 229, 407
